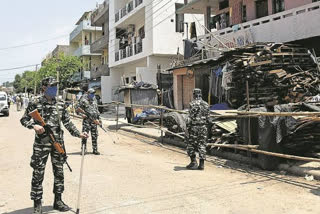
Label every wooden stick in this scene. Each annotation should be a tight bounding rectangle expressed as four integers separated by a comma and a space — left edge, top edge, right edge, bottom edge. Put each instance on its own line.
106, 102, 320, 118
208, 143, 259, 149
147, 121, 185, 140
210, 143, 320, 163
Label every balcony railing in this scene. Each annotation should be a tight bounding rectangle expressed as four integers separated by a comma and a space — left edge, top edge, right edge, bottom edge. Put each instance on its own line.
70, 20, 102, 42
115, 0, 143, 23
91, 1, 109, 24
90, 35, 109, 53
195, 1, 320, 49
74, 45, 91, 57
115, 41, 143, 62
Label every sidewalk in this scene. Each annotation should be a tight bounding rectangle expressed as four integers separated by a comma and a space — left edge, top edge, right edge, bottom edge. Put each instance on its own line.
101, 117, 320, 181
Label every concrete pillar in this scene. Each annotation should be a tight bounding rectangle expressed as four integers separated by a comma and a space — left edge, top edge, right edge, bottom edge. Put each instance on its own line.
204, 6, 211, 31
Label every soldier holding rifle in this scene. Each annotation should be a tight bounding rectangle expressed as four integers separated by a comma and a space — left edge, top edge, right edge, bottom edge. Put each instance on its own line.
76, 87, 102, 155
20, 77, 88, 214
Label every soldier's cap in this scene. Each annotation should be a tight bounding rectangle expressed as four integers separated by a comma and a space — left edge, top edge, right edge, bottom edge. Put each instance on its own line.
88, 88, 96, 94
41, 77, 58, 87
193, 88, 202, 94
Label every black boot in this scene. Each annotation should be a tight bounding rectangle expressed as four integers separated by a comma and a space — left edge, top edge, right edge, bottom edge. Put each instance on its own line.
33, 199, 42, 214
198, 159, 205, 170
93, 148, 100, 155
53, 193, 71, 212
186, 155, 198, 170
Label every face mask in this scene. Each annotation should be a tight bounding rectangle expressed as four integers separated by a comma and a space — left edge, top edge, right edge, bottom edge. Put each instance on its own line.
88, 93, 95, 100
45, 86, 57, 98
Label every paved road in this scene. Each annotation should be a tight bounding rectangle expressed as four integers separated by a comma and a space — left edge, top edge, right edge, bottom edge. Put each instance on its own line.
1, 109, 320, 214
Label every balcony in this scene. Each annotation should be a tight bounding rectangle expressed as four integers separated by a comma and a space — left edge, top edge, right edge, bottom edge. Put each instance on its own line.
115, 0, 143, 24
91, 1, 109, 26
115, 40, 143, 62
74, 45, 101, 57
195, 2, 320, 49
90, 35, 109, 53
91, 64, 110, 79
70, 20, 102, 42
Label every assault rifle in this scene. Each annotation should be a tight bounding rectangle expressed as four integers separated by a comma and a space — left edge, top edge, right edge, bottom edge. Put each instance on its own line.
29, 109, 73, 172
76, 107, 107, 132
76, 107, 116, 144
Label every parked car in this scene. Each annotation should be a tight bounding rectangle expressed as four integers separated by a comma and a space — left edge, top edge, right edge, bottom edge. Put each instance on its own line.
0, 91, 9, 116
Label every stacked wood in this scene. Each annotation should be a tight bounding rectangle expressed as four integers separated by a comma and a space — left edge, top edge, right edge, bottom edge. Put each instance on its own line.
281, 117, 320, 155
223, 43, 319, 108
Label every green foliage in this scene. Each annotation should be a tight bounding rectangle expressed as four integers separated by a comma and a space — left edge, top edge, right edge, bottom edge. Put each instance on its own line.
39, 53, 83, 89
13, 53, 83, 93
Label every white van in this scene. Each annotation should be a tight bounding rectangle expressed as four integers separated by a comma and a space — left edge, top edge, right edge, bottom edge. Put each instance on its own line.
0, 91, 9, 116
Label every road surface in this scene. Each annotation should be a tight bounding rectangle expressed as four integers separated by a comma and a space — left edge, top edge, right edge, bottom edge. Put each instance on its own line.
1, 108, 320, 214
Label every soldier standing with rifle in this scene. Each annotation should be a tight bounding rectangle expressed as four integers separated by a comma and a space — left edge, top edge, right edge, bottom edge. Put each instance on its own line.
76, 87, 102, 155
185, 88, 210, 170
20, 77, 88, 214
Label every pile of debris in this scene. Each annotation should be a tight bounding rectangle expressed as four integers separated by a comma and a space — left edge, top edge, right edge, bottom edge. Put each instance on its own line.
280, 103, 320, 155
163, 112, 187, 137
224, 43, 320, 108
119, 81, 158, 92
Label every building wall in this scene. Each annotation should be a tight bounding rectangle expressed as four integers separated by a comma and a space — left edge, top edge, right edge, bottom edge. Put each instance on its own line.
219, 0, 315, 25
173, 67, 195, 110
285, 0, 313, 10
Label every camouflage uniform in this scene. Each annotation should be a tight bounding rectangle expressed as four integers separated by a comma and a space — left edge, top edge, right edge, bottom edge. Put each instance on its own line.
20, 96, 80, 200
77, 93, 100, 151
185, 91, 210, 160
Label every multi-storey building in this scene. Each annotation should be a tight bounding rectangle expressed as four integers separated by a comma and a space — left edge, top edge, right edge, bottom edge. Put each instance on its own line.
177, 0, 320, 52
52, 45, 71, 58
91, 0, 111, 101
69, 11, 102, 82
107, 0, 203, 101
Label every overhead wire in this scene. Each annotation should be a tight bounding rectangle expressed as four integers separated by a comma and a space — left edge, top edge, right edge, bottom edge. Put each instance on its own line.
0, 35, 68, 51
0, 64, 40, 72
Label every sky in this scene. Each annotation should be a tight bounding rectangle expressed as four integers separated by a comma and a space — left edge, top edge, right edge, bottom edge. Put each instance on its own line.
0, 0, 104, 85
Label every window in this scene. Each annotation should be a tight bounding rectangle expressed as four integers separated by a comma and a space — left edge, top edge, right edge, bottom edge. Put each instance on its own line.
256, 0, 269, 18
125, 77, 130, 84
219, 0, 229, 10
175, 3, 184, 33
273, 0, 285, 14
132, 76, 136, 81
313, 0, 320, 2
242, 5, 247, 22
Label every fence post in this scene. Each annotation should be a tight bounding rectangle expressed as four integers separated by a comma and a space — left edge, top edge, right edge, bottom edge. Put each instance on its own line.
160, 89, 164, 143
116, 102, 119, 132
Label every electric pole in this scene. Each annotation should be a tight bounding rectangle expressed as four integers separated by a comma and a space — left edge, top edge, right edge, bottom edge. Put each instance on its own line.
34, 64, 39, 96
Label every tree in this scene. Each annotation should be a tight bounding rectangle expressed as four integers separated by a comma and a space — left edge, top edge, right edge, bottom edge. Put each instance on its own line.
12, 54, 82, 94
39, 53, 83, 89
13, 74, 22, 92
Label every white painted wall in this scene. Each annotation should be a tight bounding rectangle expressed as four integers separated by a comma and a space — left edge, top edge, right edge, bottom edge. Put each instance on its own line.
101, 76, 112, 103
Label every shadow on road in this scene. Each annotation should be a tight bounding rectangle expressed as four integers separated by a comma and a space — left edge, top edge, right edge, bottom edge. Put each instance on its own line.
173, 166, 189, 171
311, 187, 320, 196
206, 158, 320, 197
4, 206, 52, 214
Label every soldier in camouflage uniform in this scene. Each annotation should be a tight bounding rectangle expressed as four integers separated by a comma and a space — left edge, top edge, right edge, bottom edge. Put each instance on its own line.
77, 88, 101, 155
20, 77, 88, 214
185, 88, 210, 170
